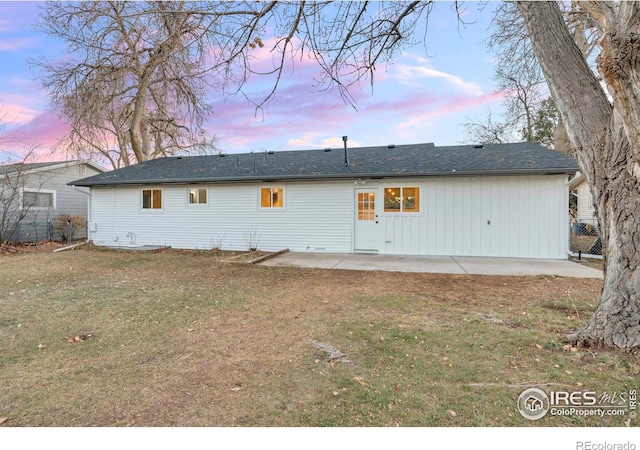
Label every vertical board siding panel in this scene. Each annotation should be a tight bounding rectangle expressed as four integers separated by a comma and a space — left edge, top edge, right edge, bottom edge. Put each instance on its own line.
461, 179, 472, 255
413, 215, 421, 254
405, 216, 415, 254
499, 179, 508, 256
394, 216, 403, 253
480, 179, 491, 256
489, 179, 499, 256
442, 182, 453, 255
424, 181, 438, 255
542, 180, 552, 257
419, 175, 567, 258
525, 178, 534, 257
544, 179, 554, 257
529, 178, 537, 256
534, 180, 545, 258
472, 180, 484, 256
430, 182, 439, 254
435, 181, 446, 255
452, 182, 461, 256
517, 178, 528, 257
554, 177, 567, 258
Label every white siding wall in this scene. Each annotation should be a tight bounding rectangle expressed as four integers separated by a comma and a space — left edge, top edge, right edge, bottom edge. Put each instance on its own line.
89, 175, 570, 258
372, 175, 567, 258
419, 176, 568, 258
576, 180, 596, 222
89, 181, 353, 252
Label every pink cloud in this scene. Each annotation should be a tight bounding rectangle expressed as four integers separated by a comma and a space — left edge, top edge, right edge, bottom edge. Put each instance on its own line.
0, 19, 12, 32
208, 80, 366, 152
5, 110, 69, 152
394, 91, 505, 130
206, 56, 506, 152
0, 102, 39, 125
0, 37, 37, 52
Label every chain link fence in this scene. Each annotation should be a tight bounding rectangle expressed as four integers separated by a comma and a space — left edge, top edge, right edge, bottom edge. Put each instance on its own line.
570, 218, 602, 256
10, 216, 87, 244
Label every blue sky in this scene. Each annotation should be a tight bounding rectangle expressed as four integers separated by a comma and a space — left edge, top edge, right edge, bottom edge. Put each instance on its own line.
0, 1, 505, 161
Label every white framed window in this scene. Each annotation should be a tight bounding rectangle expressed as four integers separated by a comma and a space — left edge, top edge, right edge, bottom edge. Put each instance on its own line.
383, 186, 420, 213
260, 187, 284, 209
22, 189, 56, 210
142, 188, 163, 210
188, 188, 208, 205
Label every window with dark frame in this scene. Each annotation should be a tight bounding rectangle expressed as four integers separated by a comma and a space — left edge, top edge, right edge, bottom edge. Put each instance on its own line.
142, 189, 162, 209
22, 190, 54, 209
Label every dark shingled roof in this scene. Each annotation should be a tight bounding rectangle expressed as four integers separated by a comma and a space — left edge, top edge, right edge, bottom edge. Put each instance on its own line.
70, 142, 579, 187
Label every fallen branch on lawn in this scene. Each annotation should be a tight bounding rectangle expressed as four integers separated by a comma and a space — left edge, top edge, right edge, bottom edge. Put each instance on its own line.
476, 313, 513, 328
310, 340, 351, 363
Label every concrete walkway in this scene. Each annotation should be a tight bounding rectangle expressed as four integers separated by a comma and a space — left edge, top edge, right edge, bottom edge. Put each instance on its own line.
259, 252, 603, 278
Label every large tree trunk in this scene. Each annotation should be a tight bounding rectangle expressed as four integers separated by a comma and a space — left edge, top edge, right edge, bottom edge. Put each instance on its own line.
517, 1, 640, 351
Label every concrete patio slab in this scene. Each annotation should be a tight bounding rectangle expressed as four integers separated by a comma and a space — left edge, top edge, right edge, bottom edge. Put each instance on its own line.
451, 256, 603, 278
335, 254, 467, 274
259, 252, 603, 279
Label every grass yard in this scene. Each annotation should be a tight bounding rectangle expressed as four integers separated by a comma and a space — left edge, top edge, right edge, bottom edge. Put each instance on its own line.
0, 247, 637, 427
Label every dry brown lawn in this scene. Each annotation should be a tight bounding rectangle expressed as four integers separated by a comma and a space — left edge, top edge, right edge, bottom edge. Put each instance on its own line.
0, 246, 637, 427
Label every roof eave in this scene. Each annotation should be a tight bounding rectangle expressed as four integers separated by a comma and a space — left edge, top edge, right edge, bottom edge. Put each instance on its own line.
70, 167, 578, 187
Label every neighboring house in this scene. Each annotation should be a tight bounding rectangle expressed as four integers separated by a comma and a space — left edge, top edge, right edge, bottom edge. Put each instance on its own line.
569, 172, 597, 224
568, 171, 601, 255
0, 160, 106, 242
71, 142, 579, 259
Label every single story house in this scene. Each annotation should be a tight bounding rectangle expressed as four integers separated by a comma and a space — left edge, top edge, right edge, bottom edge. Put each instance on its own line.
0, 160, 105, 242
70, 142, 579, 259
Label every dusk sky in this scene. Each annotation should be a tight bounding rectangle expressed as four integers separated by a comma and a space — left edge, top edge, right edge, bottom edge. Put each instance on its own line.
0, 1, 505, 163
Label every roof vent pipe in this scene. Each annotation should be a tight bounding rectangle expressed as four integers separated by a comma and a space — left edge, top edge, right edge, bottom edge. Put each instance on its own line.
343, 136, 349, 166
